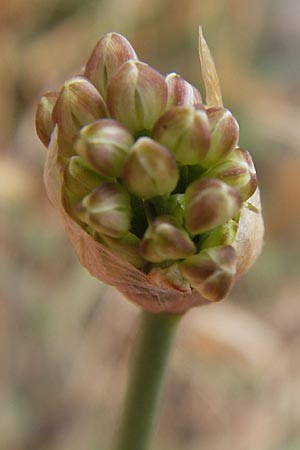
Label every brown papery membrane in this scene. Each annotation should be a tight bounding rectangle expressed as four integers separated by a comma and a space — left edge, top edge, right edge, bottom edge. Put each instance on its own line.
233, 189, 264, 278
198, 26, 223, 108
44, 128, 263, 314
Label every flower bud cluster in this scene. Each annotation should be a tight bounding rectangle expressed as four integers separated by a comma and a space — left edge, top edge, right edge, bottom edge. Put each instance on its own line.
36, 32, 259, 302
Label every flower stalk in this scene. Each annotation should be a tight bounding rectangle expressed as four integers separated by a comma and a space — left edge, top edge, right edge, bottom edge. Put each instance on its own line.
113, 311, 182, 450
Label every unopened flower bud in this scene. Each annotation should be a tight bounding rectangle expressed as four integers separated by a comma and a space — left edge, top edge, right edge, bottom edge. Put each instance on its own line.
35, 92, 59, 146
152, 105, 210, 165
148, 263, 191, 293
122, 137, 178, 199
63, 155, 105, 197
206, 147, 257, 201
106, 61, 168, 134
61, 156, 108, 220
180, 245, 237, 301
152, 194, 185, 225
165, 73, 202, 107
201, 107, 239, 166
97, 232, 144, 269
52, 76, 107, 142
84, 32, 138, 98
61, 185, 83, 222
76, 182, 131, 238
140, 216, 196, 263
73, 119, 134, 178
56, 134, 75, 163
185, 178, 242, 234
199, 219, 238, 250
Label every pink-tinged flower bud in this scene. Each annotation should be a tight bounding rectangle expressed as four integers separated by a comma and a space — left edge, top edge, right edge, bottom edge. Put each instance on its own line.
206, 147, 257, 201
106, 61, 168, 134
165, 73, 202, 107
52, 76, 107, 142
140, 216, 196, 263
122, 137, 178, 199
185, 178, 242, 235
199, 219, 238, 250
84, 32, 138, 98
148, 263, 191, 293
35, 92, 59, 147
97, 232, 144, 269
180, 245, 237, 301
73, 119, 134, 178
76, 182, 131, 238
152, 105, 210, 165
61, 156, 108, 220
201, 107, 239, 166
63, 155, 106, 197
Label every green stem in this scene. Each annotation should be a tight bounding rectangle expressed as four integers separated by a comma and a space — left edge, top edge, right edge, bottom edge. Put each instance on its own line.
113, 310, 182, 450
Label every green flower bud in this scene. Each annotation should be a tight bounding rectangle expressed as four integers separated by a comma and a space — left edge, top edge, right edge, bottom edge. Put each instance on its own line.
205, 147, 257, 201
165, 73, 202, 107
61, 185, 83, 222
76, 182, 131, 238
97, 232, 144, 269
185, 178, 242, 234
122, 137, 178, 199
73, 119, 134, 178
56, 133, 76, 164
151, 194, 185, 225
52, 76, 107, 142
140, 216, 196, 263
63, 155, 106, 197
201, 107, 239, 166
180, 245, 237, 301
84, 32, 138, 99
199, 219, 238, 250
106, 61, 168, 134
35, 91, 59, 147
152, 105, 210, 165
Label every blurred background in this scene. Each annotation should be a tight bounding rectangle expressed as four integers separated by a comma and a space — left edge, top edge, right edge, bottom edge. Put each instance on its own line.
1, 0, 300, 449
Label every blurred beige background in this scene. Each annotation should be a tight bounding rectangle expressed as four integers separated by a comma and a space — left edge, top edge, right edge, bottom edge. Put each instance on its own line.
1, 0, 300, 449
